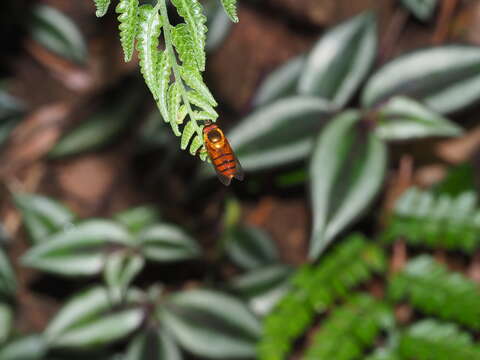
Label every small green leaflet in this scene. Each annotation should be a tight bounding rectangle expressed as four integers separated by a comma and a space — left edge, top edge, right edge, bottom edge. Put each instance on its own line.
116, 0, 140, 62
220, 0, 239, 23
94, 0, 111, 17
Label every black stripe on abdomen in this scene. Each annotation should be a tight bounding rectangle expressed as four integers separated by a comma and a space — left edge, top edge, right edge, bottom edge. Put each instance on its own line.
213, 153, 232, 161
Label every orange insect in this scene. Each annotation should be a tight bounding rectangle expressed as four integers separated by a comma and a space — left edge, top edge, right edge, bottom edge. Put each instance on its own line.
203, 122, 244, 186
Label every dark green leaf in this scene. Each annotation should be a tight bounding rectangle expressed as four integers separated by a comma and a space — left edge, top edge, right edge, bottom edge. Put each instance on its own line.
399, 319, 480, 360
52, 308, 143, 349
31, 4, 87, 63
0, 335, 47, 360
389, 256, 480, 329
125, 329, 182, 360
365, 348, 401, 360
303, 295, 393, 360
138, 224, 200, 263
49, 92, 140, 158
46, 286, 143, 349
375, 96, 462, 140
229, 264, 292, 316
298, 12, 377, 108
0, 302, 13, 344
259, 235, 387, 360
253, 55, 305, 107
227, 96, 333, 172
14, 192, 75, 244
22, 220, 133, 276
47, 286, 111, 340
309, 111, 387, 259
383, 188, 480, 252
401, 0, 438, 21
104, 251, 145, 304
114, 205, 160, 234
0, 248, 15, 297
159, 289, 261, 358
362, 45, 480, 114
225, 226, 278, 270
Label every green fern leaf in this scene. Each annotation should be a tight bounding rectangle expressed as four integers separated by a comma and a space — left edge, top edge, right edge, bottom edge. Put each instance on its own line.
389, 255, 480, 329
304, 295, 393, 360
170, 0, 207, 71
365, 348, 401, 360
181, 121, 196, 150
399, 320, 480, 360
177, 105, 188, 124
259, 235, 386, 360
193, 111, 214, 121
167, 83, 182, 136
137, 4, 162, 99
115, 0, 140, 62
189, 135, 203, 155
187, 91, 218, 119
199, 148, 208, 161
220, 0, 239, 23
171, 24, 197, 70
383, 188, 480, 252
169, 120, 181, 137
94, 0, 111, 17
157, 51, 171, 123
180, 66, 217, 106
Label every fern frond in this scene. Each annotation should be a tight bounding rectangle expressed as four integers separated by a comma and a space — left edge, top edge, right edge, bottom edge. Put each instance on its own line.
170, 23, 216, 106
220, 0, 239, 23
91, 0, 219, 160
157, 51, 172, 123
179, 67, 217, 106
258, 235, 386, 360
171, 24, 198, 71
193, 111, 214, 121
189, 135, 203, 155
383, 187, 480, 252
398, 319, 480, 360
167, 83, 182, 136
94, 0, 111, 17
137, 4, 162, 99
365, 348, 401, 360
187, 91, 218, 118
169, 120, 180, 137
199, 148, 208, 161
170, 0, 207, 71
304, 295, 393, 360
181, 121, 196, 150
177, 105, 188, 124
116, 0, 140, 62
389, 255, 480, 329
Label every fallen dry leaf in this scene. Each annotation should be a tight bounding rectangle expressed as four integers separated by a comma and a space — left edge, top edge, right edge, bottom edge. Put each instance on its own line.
0, 103, 71, 177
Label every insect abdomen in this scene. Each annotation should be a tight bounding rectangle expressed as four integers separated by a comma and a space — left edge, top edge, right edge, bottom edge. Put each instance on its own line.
213, 153, 236, 177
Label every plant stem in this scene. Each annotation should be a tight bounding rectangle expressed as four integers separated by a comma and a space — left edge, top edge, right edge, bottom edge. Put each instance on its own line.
158, 0, 203, 137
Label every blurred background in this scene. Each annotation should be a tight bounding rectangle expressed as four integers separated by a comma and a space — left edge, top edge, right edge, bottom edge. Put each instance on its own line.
2, 0, 480, 359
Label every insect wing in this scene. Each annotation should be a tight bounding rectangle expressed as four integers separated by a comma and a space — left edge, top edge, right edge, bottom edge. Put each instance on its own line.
216, 170, 233, 186
233, 156, 244, 181
222, 137, 244, 181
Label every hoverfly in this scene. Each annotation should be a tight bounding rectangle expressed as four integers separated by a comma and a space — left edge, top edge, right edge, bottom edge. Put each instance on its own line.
203, 121, 244, 186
